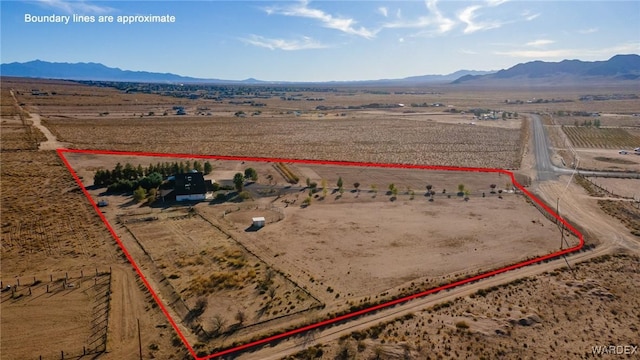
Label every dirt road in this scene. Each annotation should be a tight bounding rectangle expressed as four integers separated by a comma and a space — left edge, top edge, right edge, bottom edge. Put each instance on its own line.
10, 89, 68, 150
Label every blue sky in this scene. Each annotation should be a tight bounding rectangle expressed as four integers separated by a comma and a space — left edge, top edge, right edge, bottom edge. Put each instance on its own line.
1, 0, 639, 81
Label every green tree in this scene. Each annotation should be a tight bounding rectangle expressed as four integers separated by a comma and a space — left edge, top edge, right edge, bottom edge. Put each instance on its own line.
244, 168, 258, 181
139, 172, 163, 190
133, 186, 147, 203
353, 182, 360, 193
113, 162, 123, 181
123, 163, 136, 180
204, 161, 213, 175
238, 191, 251, 201
337, 176, 343, 189
148, 188, 158, 204
193, 160, 203, 173
233, 172, 245, 192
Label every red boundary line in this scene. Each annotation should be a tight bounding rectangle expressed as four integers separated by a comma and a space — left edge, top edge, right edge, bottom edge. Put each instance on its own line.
56, 148, 584, 360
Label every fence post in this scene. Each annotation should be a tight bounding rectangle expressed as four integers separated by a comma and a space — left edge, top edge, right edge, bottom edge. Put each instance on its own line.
61, 350, 64, 359
50, 274, 53, 282
16, 278, 19, 286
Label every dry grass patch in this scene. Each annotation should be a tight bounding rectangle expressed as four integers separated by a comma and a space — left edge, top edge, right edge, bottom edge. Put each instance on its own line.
310, 254, 640, 360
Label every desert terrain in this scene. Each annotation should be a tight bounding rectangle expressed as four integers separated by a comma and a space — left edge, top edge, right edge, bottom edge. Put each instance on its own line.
1, 76, 639, 360
61, 151, 574, 355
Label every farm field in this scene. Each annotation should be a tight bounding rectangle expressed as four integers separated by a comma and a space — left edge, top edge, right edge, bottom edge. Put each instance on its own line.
552, 114, 640, 127
44, 116, 523, 169
63, 152, 576, 355
561, 126, 640, 149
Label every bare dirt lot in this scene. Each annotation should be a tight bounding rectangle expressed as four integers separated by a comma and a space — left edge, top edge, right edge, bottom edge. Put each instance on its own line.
585, 177, 640, 199
1, 272, 110, 359
300, 253, 640, 360
62, 152, 575, 354
574, 149, 640, 172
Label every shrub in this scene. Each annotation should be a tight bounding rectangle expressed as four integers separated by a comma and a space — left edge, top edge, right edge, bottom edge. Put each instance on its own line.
456, 321, 470, 329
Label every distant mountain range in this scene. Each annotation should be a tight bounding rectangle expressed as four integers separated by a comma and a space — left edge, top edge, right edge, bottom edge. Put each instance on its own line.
453, 54, 640, 84
1, 55, 639, 85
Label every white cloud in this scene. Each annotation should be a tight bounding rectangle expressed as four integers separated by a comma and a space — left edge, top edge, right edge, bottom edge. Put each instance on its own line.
426, 0, 456, 34
495, 42, 640, 58
522, 10, 540, 21
378, 7, 388, 18
382, 0, 455, 35
384, 0, 530, 37
525, 39, 555, 47
36, 0, 113, 14
265, 1, 377, 39
460, 49, 478, 55
458, 2, 513, 34
242, 35, 328, 51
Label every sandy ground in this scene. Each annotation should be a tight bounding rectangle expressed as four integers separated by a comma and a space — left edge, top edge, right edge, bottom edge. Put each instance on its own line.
584, 177, 640, 199
307, 253, 640, 360
1, 273, 107, 360
234, 194, 567, 301
3, 78, 639, 360
62, 152, 565, 353
574, 148, 640, 172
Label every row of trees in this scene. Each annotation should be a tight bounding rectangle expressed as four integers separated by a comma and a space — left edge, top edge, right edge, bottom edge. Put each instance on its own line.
94, 160, 213, 192
305, 178, 512, 199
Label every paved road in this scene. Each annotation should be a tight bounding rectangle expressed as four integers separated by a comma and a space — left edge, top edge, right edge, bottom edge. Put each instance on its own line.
529, 114, 639, 180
